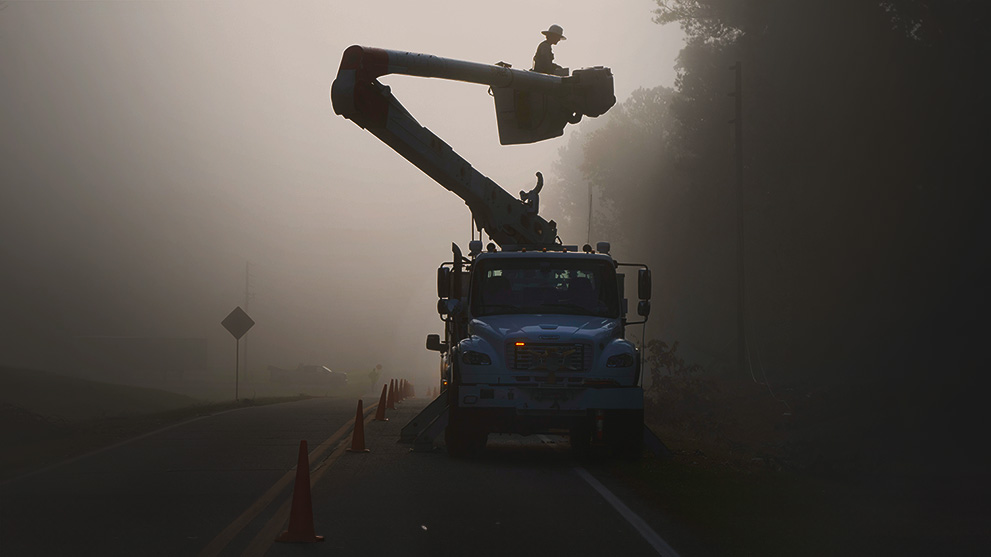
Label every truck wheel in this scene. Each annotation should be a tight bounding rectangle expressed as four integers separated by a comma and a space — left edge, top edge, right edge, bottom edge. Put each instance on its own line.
473, 430, 488, 451
446, 420, 474, 458
610, 410, 644, 460
446, 421, 487, 457
445, 401, 484, 458
570, 418, 591, 456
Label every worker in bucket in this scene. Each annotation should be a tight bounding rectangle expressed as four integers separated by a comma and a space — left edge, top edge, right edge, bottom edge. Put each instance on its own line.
533, 24, 569, 76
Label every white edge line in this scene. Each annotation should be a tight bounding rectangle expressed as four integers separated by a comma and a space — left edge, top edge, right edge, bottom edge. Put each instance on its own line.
573, 466, 682, 557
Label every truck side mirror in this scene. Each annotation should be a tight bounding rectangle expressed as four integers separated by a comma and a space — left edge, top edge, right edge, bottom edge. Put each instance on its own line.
637, 300, 651, 318
426, 334, 447, 352
437, 267, 451, 298
638, 269, 652, 300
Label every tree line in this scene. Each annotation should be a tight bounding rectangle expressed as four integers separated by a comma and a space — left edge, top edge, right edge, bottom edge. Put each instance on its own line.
548, 2, 988, 465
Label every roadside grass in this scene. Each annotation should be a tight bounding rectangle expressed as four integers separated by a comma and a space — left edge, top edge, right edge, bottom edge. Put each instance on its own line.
620, 366, 989, 556
611, 446, 947, 556
0, 367, 318, 482
0, 367, 199, 421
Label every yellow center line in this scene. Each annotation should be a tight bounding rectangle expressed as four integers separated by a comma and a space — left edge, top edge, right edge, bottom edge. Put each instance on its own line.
198, 402, 376, 557
241, 411, 378, 556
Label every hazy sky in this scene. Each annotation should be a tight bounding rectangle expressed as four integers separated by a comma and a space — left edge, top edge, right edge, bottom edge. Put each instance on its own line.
0, 1, 684, 385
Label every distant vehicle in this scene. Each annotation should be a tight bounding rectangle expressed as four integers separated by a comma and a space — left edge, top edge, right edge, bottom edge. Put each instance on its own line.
268, 364, 347, 387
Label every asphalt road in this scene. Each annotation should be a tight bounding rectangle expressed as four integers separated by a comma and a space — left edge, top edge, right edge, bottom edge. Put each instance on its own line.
1, 394, 685, 556
1, 397, 360, 556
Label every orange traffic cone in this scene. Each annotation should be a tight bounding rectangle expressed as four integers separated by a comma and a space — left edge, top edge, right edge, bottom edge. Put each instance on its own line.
374, 384, 388, 421
347, 400, 370, 453
276, 440, 325, 543
387, 379, 396, 410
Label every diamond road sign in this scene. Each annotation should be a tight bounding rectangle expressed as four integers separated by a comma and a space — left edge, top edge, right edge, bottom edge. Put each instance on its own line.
221, 306, 255, 340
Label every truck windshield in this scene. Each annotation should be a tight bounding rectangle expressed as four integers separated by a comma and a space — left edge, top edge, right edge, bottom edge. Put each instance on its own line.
470, 258, 620, 318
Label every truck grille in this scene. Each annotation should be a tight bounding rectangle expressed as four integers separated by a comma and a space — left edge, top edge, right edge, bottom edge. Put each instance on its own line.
507, 342, 590, 372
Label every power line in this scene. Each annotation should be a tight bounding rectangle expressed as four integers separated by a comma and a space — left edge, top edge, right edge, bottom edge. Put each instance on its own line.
730, 61, 746, 380
243, 261, 254, 382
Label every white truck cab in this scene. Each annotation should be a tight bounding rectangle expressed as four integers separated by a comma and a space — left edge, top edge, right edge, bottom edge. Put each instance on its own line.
430, 243, 651, 456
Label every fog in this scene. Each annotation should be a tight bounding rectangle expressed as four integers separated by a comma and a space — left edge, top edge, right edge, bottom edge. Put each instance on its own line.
3, 3, 987, 549
0, 1, 683, 388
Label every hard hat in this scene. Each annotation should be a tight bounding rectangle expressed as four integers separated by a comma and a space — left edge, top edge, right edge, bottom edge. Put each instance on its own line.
541, 24, 566, 40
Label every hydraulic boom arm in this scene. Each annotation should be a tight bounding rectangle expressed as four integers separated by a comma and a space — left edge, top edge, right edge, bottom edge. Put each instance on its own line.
330, 45, 614, 247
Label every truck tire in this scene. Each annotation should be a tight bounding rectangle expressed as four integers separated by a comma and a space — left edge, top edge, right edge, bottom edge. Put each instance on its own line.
569, 417, 591, 456
446, 384, 469, 457
445, 418, 474, 457
445, 413, 487, 457
445, 385, 485, 458
609, 409, 644, 460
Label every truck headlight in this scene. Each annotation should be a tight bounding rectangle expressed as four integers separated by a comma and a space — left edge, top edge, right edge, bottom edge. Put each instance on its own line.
606, 353, 635, 368
461, 350, 492, 366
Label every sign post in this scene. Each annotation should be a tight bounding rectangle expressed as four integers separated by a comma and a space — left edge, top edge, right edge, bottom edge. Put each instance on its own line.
222, 306, 255, 401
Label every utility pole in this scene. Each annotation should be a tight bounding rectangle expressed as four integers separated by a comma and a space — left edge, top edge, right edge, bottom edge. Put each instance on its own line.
244, 261, 254, 382
730, 62, 746, 377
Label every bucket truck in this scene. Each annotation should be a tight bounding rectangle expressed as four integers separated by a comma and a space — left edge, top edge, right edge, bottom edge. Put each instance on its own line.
331, 46, 652, 457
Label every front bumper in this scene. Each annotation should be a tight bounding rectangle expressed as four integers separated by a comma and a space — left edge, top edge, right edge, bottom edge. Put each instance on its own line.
454, 384, 643, 413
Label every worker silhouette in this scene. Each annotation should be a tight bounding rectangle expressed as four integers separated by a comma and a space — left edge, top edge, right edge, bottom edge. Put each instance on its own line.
569, 276, 597, 311
483, 275, 512, 307
533, 24, 568, 76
